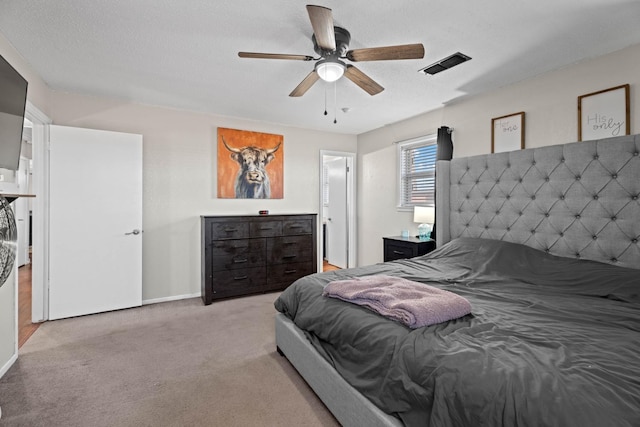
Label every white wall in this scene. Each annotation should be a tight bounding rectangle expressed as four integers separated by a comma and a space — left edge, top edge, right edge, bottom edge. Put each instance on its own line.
357, 42, 640, 266
48, 92, 357, 301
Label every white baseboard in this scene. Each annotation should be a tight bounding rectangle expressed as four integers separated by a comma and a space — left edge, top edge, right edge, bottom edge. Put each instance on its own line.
142, 292, 200, 306
0, 352, 18, 380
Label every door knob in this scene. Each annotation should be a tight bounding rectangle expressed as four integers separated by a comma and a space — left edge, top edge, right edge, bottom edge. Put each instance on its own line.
125, 229, 141, 235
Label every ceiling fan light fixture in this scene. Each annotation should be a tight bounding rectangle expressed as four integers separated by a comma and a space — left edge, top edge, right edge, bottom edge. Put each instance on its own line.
316, 59, 346, 82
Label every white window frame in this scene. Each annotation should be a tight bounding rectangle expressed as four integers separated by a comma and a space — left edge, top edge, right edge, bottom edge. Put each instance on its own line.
396, 133, 438, 211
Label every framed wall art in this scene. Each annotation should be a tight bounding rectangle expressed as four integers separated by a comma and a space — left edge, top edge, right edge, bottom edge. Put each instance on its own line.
491, 111, 525, 153
578, 84, 630, 141
217, 127, 284, 199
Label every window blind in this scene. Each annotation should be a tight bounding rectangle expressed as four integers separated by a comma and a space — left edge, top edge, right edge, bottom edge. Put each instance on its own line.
398, 135, 437, 208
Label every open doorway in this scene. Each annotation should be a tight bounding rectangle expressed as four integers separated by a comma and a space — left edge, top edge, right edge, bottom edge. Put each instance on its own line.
319, 150, 356, 271
16, 122, 38, 347
22, 102, 51, 341
0, 115, 39, 347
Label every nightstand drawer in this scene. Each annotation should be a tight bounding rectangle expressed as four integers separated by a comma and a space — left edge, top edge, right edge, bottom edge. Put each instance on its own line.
383, 236, 436, 262
384, 242, 415, 261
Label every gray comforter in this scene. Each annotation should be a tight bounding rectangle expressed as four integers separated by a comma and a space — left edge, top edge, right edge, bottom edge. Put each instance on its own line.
274, 238, 640, 427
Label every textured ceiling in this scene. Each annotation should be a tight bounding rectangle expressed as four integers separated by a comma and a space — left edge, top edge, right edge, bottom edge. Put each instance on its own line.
2, 0, 640, 135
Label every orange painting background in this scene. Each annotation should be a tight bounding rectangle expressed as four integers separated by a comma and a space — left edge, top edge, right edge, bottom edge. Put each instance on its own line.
217, 127, 284, 199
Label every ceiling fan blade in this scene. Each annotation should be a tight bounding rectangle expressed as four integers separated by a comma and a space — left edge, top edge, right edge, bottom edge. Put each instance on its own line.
346, 43, 425, 62
289, 71, 320, 97
238, 52, 314, 61
306, 5, 336, 51
344, 65, 384, 96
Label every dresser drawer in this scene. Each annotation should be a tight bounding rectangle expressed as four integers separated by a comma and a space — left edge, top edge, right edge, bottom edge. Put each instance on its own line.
267, 261, 315, 291
211, 267, 266, 298
210, 238, 265, 257
267, 235, 313, 264
250, 220, 282, 238
210, 221, 249, 240
211, 239, 266, 271
211, 251, 265, 271
283, 218, 312, 235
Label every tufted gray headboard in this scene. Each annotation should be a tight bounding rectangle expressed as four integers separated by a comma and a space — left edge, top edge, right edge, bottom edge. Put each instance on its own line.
435, 134, 640, 269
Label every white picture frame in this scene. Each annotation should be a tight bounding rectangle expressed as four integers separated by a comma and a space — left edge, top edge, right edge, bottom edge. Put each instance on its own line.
578, 84, 630, 141
491, 112, 525, 153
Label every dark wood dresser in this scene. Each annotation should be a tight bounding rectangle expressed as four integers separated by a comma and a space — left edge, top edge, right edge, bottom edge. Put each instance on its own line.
383, 236, 436, 262
201, 214, 317, 305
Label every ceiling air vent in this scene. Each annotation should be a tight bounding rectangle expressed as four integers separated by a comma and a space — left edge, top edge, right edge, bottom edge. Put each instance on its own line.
420, 52, 471, 75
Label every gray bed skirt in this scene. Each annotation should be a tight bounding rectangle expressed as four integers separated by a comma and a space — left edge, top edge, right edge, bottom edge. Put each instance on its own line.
275, 313, 403, 427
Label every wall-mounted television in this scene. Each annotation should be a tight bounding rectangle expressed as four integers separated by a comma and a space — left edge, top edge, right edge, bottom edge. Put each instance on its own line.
0, 53, 28, 171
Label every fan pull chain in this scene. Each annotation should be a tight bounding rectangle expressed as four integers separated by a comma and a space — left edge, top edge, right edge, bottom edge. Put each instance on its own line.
333, 82, 337, 124
324, 84, 328, 116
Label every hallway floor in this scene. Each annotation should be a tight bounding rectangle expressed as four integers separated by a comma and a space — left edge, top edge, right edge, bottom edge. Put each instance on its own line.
19, 264, 40, 348
323, 260, 340, 272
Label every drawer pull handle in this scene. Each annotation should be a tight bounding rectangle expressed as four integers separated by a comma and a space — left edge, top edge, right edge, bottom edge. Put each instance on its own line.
233, 275, 248, 280
283, 242, 296, 245
393, 250, 405, 255
283, 255, 297, 259
289, 225, 303, 228
260, 227, 273, 230
233, 258, 248, 263
284, 269, 297, 274
224, 228, 238, 232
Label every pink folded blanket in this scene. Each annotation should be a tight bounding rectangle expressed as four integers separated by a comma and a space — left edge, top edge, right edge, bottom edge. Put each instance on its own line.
322, 275, 472, 328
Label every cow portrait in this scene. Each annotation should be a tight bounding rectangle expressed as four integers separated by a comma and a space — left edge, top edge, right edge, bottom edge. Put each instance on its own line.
220, 134, 282, 199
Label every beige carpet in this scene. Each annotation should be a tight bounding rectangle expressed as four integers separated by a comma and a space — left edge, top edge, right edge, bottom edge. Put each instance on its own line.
0, 294, 339, 427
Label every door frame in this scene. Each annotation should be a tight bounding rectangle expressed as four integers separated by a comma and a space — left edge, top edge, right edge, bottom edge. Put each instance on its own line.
16, 156, 30, 267
319, 150, 356, 270
25, 101, 51, 323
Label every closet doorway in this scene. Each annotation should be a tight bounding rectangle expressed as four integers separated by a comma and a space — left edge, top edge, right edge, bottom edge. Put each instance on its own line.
319, 151, 356, 270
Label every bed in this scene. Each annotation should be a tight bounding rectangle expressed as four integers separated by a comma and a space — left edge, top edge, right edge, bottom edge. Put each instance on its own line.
274, 134, 640, 427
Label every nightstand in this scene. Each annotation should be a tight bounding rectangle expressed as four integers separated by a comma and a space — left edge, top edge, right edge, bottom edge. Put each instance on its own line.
383, 236, 436, 262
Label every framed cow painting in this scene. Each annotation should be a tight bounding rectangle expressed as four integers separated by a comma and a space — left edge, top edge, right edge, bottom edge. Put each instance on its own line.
217, 127, 284, 199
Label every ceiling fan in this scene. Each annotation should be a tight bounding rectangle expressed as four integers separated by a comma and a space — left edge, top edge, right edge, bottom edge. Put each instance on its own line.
238, 5, 425, 97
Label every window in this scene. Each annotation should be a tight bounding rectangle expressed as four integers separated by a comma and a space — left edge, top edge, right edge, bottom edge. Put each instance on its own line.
397, 134, 437, 210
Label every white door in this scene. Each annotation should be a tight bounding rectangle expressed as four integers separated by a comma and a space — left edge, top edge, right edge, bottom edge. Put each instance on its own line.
327, 157, 348, 268
49, 125, 142, 320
